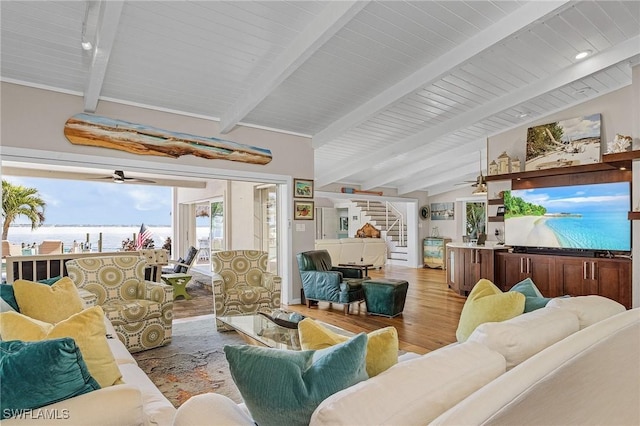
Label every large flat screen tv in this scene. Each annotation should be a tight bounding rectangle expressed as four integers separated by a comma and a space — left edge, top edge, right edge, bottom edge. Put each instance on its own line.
504, 182, 631, 252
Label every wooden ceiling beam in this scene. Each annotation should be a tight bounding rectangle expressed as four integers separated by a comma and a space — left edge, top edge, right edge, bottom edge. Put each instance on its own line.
311, 1, 571, 149
315, 36, 640, 189
218, 1, 368, 134
83, 1, 124, 113
361, 138, 486, 191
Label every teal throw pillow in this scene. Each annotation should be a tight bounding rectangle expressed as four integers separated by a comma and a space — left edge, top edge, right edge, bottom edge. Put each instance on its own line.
509, 278, 552, 312
0, 284, 19, 312
224, 333, 368, 426
0, 338, 101, 419
37, 276, 63, 285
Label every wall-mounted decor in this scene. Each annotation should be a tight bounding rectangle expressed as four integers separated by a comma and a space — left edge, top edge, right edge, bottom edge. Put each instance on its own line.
195, 204, 210, 217
293, 178, 314, 198
294, 200, 314, 220
605, 134, 632, 154
340, 187, 383, 196
525, 113, 601, 171
430, 202, 454, 220
488, 151, 522, 175
420, 205, 430, 220
64, 113, 272, 165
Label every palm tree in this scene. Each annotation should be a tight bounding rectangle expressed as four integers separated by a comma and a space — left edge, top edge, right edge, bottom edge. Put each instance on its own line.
2, 180, 46, 240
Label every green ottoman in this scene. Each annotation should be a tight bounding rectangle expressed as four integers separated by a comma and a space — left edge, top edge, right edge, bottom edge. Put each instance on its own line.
362, 279, 408, 317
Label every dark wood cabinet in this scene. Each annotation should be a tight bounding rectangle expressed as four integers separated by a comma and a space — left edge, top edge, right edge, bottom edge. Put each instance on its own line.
495, 252, 556, 295
496, 252, 631, 309
555, 257, 631, 309
448, 246, 497, 296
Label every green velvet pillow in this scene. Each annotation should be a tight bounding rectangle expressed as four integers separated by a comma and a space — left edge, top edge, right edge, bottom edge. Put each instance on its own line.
509, 278, 552, 312
37, 276, 63, 285
224, 333, 368, 426
0, 284, 19, 312
456, 279, 525, 342
0, 338, 101, 419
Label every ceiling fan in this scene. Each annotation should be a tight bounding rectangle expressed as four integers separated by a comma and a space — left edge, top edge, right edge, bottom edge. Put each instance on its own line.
92, 170, 156, 184
456, 151, 487, 194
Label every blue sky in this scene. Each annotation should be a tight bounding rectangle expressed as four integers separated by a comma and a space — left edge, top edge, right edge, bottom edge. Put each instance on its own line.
4, 176, 172, 226
513, 182, 630, 214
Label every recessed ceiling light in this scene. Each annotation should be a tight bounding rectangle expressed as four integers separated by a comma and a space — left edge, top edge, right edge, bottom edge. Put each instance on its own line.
81, 41, 93, 51
575, 50, 592, 60
518, 112, 529, 118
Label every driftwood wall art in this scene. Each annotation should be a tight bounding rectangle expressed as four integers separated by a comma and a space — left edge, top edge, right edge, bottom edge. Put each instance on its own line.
64, 113, 272, 165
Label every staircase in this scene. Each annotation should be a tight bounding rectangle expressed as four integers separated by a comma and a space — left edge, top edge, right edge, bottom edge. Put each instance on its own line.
354, 200, 408, 265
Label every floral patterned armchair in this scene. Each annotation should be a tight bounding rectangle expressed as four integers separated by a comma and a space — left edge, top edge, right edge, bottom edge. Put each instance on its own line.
66, 255, 173, 353
212, 250, 281, 331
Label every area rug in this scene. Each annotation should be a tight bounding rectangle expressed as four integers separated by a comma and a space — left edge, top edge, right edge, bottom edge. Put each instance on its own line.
132, 314, 245, 407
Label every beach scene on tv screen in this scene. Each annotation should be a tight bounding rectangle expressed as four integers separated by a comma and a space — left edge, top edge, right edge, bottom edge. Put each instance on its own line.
504, 182, 630, 251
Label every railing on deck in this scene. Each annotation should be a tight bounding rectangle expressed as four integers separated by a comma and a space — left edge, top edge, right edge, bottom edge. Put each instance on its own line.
5, 249, 168, 283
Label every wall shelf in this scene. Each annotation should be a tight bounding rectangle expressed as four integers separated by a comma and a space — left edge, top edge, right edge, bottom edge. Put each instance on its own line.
488, 198, 503, 205
629, 212, 640, 221
485, 150, 639, 182
602, 150, 640, 169
488, 216, 504, 222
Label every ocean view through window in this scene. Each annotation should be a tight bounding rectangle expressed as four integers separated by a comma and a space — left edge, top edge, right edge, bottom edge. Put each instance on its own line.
6, 225, 210, 252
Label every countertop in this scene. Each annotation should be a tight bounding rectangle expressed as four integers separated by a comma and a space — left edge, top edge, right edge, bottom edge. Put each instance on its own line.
446, 242, 508, 250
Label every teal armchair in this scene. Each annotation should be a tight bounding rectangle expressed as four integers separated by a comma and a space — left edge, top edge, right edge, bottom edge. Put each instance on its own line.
296, 250, 367, 314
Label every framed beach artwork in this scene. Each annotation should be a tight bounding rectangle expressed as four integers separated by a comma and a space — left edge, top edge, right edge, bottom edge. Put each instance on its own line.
293, 178, 314, 199
525, 113, 601, 171
294, 200, 314, 220
430, 202, 454, 220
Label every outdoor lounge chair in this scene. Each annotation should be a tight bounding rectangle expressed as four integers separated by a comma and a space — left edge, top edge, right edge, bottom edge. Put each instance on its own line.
162, 246, 199, 275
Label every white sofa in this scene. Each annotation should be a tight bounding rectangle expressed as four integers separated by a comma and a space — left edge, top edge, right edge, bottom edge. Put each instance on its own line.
315, 238, 386, 268
3, 316, 176, 426
173, 296, 639, 425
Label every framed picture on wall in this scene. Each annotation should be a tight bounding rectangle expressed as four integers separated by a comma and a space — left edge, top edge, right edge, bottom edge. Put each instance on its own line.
525, 113, 601, 171
430, 202, 454, 220
294, 200, 314, 220
293, 178, 314, 198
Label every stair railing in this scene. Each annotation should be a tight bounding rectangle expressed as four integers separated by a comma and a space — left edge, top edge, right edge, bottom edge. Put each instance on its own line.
385, 202, 405, 246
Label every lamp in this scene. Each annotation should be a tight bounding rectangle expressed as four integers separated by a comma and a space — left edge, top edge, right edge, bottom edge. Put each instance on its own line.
472, 183, 487, 195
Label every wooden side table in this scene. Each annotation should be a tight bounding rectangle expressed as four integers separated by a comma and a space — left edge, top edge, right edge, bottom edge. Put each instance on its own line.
338, 263, 374, 277
161, 273, 192, 300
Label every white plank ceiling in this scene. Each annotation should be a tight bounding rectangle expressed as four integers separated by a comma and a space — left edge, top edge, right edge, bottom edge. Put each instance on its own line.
2, 1, 639, 195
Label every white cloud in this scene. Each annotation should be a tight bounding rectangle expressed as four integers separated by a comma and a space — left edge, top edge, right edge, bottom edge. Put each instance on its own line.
124, 188, 171, 212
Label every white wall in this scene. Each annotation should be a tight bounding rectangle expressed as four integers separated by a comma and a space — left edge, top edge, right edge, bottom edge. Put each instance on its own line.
428, 185, 480, 241
230, 181, 257, 249
632, 64, 640, 308
0, 82, 314, 304
488, 86, 635, 169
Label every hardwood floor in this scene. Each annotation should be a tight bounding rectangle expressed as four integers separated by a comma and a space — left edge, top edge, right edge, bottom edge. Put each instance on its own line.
284, 265, 465, 355
172, 265, 466, 355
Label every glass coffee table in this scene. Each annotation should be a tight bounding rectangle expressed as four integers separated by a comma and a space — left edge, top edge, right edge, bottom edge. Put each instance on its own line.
217, 313, 353, 350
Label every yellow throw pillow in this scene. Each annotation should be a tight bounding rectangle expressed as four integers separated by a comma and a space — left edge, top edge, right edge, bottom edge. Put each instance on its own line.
298, 318, 398, 377
13, 277, 84, 323
456, 279, 525, 343
0, 306, 122, 387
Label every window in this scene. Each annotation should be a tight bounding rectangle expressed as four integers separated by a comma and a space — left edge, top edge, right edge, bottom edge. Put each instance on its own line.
210, 200, 224, 250
462, 200, 486, 240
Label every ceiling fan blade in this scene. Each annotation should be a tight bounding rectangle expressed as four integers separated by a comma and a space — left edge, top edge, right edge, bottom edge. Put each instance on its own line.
111, 170, 156, 184
128, 177, 156, 184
